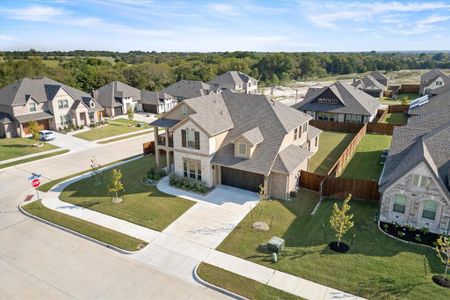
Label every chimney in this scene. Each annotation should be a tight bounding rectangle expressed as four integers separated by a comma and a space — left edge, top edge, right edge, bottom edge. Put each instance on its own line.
353, 78, 356, 83
91, 89, 95, 98
271, 99, 275, 106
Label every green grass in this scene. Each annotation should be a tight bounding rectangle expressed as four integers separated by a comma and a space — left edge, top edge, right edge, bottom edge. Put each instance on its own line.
308, 131, 355, 175
382, 113, 408, 125
340, 134, 392, 181
22, 200, 147, 251
74, 119, 149, 141
0, 138, 58, 161
218, 193, 450, 300
380, 93, 419, 105
97, 131, 151, 144
0, 149, 69, 169
197, 263, 301, 300
37, 154, 142, 192
59, 155, 194, 231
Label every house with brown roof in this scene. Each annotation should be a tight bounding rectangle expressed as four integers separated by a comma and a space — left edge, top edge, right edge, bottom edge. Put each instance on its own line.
150, 91, 321, 199
379, 88, 450, 234
419, 69, 450, 96
0, 77, 103, 138
293, 81, 379, 123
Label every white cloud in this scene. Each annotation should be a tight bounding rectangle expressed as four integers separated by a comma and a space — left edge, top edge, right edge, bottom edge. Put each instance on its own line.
209, 3, 240, 16
2, 5, 68, 21
417, 14, 450, 25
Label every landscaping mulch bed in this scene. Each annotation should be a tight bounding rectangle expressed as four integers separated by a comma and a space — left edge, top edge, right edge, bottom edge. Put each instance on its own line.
432, 275, 450, 288
329, 241, 349, 253
380, 221, 441, 247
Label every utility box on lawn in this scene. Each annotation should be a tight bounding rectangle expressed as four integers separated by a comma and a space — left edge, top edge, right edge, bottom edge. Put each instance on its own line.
267, 236, 285, 253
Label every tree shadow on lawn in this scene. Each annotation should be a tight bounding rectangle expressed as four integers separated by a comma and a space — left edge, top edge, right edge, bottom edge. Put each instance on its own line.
1, 144, 36, 148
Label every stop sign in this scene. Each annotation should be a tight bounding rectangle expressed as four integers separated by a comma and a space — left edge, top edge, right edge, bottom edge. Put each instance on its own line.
31, 179, 40, 188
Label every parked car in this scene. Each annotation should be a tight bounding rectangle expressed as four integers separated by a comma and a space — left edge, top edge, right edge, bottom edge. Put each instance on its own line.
379, 150, 388, 165
39, 130, 56, 141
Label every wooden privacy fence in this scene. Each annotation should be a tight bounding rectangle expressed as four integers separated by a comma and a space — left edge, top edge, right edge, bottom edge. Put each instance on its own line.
373, 109, 388, 123
321, 177, 380, 201
309, 120, 364, 133
143, 141, 155, 155
299, 170, 325, 191
399, 84, 420, 94
388, 104, 410, 113
367, 122, 395, 135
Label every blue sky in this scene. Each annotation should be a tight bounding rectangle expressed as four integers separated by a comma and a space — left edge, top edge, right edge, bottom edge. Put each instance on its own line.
1, 0, 450, 52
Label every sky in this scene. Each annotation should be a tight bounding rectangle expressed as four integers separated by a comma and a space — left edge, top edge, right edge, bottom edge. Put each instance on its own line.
1, 0, 450, 52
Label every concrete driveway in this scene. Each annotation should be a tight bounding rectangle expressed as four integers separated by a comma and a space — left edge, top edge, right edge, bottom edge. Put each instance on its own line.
0, 135, 227, 299
47, 131, 98, 152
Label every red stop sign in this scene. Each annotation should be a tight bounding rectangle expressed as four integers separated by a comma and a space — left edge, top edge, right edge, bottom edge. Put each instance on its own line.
31, 179, 40, 188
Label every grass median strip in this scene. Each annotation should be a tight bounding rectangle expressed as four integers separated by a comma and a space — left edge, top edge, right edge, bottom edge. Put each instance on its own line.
22, 200, 147, 251
197, 263, 301, 300
0, 149, 70, 170
97, 130, 152, 144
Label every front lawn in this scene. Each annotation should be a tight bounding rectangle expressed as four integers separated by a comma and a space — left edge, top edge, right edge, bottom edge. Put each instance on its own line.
23, 200, 147, 251
307, 131, 355, 175
74, 119, 150, 141
340, 134, 392, 181
0, 138, 58, 161
217, 194, 449, 299
382, 113, 408, 125
60, 155, 195, 231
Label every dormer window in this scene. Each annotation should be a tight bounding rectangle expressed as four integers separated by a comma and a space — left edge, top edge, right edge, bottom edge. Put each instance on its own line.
90, 101, 95, 108
238, 142, 247, 157
29, 102, 37, 112
181, 105, 188, 116
412, 175, 427, 188
436, 81, 443, 86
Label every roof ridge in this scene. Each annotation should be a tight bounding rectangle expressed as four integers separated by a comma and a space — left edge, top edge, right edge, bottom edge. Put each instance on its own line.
422, 120, 450, 140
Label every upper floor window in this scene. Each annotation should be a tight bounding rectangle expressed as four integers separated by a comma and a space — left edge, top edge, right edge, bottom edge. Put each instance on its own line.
181, 105, 188, 116
58, 99, 69, 109
393, 194, 407, 214
294, 128, 298, 140
436, 81, 443, 86
237, 142, 247, 156
318, 98, 338, 104
29, 102, 37, 112
314, 136, 318, 147
302, 123, 308, 134
412, 175, 427, 188
422, 200, 437, 220
181, 128, 200, 150
90, 101, 95, 108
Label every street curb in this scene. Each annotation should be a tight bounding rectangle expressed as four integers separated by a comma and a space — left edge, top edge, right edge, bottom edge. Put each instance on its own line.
18, 202, 146, 255
193, 264, 248, 300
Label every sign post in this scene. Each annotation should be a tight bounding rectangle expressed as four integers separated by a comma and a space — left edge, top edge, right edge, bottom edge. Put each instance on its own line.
28, 173, 42, 200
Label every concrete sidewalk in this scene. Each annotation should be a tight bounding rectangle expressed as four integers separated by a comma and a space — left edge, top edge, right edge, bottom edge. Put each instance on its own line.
35, 171, 365, 300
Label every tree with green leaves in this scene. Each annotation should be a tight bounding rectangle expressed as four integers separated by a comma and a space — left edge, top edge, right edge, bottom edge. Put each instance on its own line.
127, 106, 134, 126
435, 235, 450, 276
108, 169, 124, 203
400, 96, 409, 105
330, 194, 354, 247
28, 120, 41, 144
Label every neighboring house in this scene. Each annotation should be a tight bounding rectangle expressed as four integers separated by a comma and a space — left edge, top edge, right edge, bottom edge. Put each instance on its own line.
140, 90, 177, 114
379, 88, 450, 234
352, 73, 387, 98
369, 70, 389, 87
0, 77, 103, 138
293, 81, 379, 123
209, 71, 258, 94
93, 81, 142, 117
162, 80, 216, 101
150, 91, 322, 200
419, 69, 450, 96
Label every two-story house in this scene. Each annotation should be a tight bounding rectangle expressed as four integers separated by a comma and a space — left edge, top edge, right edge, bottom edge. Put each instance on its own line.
209, 71, 258, 94
150, 91, 321, 199
141, 90, 178, 114
293, 81, 379, 123
352, 71, 388, 98
0, 77, 103, 138
93, 81, 142, 117
419, 69, 450, 96
162, 80, 216, 101
379, 88, 450, 234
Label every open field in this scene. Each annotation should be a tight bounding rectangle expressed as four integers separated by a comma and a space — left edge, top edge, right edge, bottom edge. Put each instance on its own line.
217, 193, 449, 300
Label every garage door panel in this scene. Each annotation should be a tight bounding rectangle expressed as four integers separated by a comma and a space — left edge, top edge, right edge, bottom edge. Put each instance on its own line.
221, 167, 263, 192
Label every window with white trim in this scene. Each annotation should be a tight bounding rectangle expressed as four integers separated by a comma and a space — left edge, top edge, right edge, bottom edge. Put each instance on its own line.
422, 200, 437, 220
186, 128, 196, 148
59, 114, 71, 126
238, 142, 247, 156
29, 102, 36, 112
181, 105, 188, 116
412, 175, 427, 188
183, 158, 201, 181
393, 194, 407, 214
58, 99, 69, 109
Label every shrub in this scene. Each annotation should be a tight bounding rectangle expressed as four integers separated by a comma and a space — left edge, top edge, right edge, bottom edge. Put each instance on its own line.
397, 231, 405, 238
383, 223, 389, 231
169, 173, 207, 193
404, 224, 415, 231
420, 227, 429, 234
80, 125, 84, 129
145, 166, 166, 181
415, 234, 422, 242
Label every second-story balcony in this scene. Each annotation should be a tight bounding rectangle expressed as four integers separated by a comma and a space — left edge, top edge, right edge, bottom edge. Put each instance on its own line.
157, 132, 173, 147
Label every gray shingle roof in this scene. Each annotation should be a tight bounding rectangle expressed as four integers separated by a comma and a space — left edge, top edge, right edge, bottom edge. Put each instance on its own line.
140, 90, 174, 105
209, 71, 257, 87
294, 81, 379, 116
361, 74, 387, 91
93, 81, 141, 108
369, 71, 388, 86
232, 127, 264, 146
409, 88, 450, 116
307, 125, 322, 140
162, 80, 212, 100
421, 69, 449, 83
0, 77, 93, 107
0, 112, 13, 124
15, 111, 54, 123
271, 145, 313, 174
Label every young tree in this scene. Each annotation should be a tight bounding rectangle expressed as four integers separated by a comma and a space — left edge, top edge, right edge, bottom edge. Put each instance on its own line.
127, 106, 134, 126
28, 120, 41, 144
400, 96, 409, 105
435, 235, 450, 276
329, 194, 354, 247
108, 169, 124, 203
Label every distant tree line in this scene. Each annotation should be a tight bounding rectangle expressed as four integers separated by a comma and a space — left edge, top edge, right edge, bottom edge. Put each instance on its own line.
1, 50, 449, 91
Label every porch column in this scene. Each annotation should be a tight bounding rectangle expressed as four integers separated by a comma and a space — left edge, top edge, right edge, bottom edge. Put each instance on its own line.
154, 126, 160, 167
263, 176, 269, 199
19, 124, 24, 137
164, 128, 169, 146
166, 150, 171, 173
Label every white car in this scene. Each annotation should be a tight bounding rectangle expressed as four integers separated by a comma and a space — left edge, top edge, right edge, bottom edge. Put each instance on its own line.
39, 130, 56, 141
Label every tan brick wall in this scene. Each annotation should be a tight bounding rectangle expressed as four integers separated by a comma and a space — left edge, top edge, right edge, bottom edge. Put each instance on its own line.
173, 151, 214, 187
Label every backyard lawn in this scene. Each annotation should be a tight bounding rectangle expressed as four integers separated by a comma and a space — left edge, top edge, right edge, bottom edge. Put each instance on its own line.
307, 131, 355, 175
74, 119, 150, 141
382, 112, 408, 125
60, 155, 195, 231
380, 93, 419, 105
217, 193, 450, 300
0, 138, 58, 161
340, 134, 392, 181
